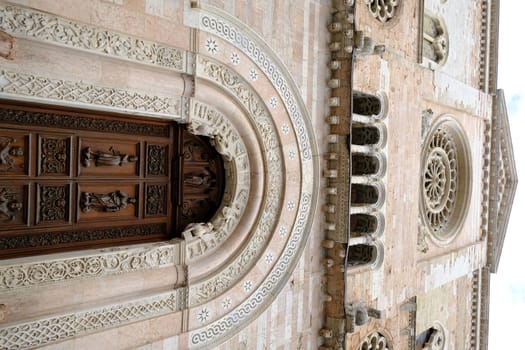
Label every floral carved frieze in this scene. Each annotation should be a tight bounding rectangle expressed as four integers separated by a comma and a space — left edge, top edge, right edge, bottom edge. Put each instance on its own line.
0, 243, 180, 290
0, 70, 182, 119
0, 288, 187, 350
0, 3, 187, 72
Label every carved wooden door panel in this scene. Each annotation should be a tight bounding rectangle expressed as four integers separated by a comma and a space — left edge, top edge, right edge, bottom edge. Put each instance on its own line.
0, 104, 178, 259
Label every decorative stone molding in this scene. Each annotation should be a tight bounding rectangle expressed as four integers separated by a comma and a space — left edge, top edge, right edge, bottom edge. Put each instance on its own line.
364, 0, 400, 23
0, 288, 188, 350
0, 3, 190, 73
189, 56, 284, 307
0, 242, 183, 291
183, 100, 250, 260
419, 116, 471, 246
183, 8, 317, 347
0, 70, 186, 120
194, 8, 313, 162
190, 193, 313, 346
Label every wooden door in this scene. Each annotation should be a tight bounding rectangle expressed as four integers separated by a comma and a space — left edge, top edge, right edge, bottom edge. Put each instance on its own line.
0, 104, 224, 259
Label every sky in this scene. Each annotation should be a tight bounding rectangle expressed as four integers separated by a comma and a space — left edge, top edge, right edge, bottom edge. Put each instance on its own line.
488, 1, 524, 348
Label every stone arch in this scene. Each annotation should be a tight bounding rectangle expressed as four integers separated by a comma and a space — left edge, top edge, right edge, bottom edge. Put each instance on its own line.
357, 330, 392, 350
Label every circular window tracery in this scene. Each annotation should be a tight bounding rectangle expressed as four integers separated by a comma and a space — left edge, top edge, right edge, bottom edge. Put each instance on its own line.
357, 331, 390, 350
420, 117, 471, 244
364, 0, 400, 23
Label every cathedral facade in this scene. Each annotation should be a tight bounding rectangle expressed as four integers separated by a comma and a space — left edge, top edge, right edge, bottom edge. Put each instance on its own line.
0, 0, 516, 349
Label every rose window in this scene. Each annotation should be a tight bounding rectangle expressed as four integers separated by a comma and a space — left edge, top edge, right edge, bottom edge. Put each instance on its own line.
420, 117, 471, 244
364, 0, 400, 23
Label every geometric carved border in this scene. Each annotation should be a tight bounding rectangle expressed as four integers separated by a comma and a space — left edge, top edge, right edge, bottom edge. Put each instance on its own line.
0, 70, 186, 120
0, 242, 182, 291
186, 5, 318, 348
0, 288, 187, 350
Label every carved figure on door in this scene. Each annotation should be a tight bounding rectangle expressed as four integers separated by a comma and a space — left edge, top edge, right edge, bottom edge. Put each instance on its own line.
81, 146, 138, 167
81, 190, 136, 212
0, 187, 22, 221
0, 136, 24, 171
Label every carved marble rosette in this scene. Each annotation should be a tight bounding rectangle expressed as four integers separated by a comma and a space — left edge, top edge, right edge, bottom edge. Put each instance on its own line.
419, 116, 471, 247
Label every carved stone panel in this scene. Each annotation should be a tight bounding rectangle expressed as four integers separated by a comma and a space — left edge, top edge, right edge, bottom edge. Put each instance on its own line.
38, 135, 71, 176
36, 184, 70, 224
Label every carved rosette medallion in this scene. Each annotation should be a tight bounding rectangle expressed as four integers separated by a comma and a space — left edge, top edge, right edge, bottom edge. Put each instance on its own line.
37, 185, 69, 223
146, 184, 167, 216
419, 117, 471, 245
38, 136, 70, 176
146, 144, 168, 176
364, 0, 400, 23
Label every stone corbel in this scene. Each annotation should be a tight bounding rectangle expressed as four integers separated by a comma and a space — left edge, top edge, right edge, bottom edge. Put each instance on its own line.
346, 301, 383, 333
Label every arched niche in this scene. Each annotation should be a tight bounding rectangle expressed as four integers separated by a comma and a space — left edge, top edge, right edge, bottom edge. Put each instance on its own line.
351, 183, 385, 207
352, 153, 386, 178
350, 212, 384, 238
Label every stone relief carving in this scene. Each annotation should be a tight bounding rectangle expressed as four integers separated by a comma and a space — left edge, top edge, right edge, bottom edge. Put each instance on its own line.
422, 323, 446, 350
0, 70, 181, 118
0, 3, 186, 72
0, 288, 187, 350
0, 243, 178, 290
189, 59, 284, 304
183, 100, 251, 261
364, 0, 399, 23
